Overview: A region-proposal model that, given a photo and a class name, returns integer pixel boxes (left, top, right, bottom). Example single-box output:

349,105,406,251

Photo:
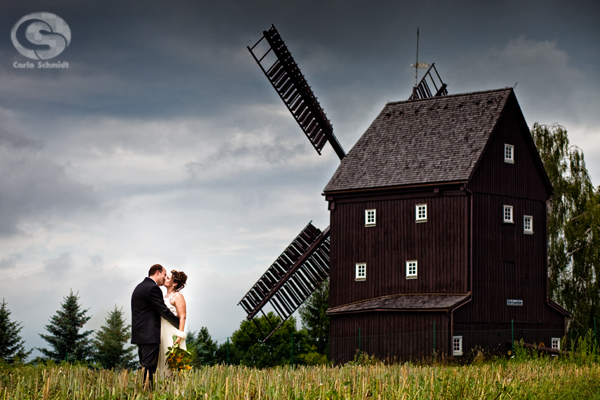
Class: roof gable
324,88,514,193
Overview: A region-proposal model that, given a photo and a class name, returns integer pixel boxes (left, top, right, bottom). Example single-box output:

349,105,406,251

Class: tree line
0,281,329,368
1,123,598,366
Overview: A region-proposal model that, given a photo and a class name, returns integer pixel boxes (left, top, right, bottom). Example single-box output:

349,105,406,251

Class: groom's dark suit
131,277,179,384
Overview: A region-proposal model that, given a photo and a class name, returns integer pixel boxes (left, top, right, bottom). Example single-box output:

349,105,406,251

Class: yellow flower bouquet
165,335,193,371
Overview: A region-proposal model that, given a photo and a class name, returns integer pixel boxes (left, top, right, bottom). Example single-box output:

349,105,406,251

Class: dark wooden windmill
238,25,449,340
240,26,567,362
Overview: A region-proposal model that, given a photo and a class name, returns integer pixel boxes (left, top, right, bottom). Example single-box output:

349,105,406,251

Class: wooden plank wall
329,312,451,363
459,98,563,326
329,194,469,307
456,193,564,325
468,94,551,201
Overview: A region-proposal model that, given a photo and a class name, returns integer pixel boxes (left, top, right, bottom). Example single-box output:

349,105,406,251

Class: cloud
0,109,100,236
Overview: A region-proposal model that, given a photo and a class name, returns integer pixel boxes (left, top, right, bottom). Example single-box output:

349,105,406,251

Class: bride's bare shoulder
174,291,186,301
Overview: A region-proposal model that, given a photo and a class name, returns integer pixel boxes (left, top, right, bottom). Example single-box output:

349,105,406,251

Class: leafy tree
187,326,218,367
299,279,330,357
221,312,310,368
92,306,136,369
532,123,600,339
0,299,32,363
38,290,94,362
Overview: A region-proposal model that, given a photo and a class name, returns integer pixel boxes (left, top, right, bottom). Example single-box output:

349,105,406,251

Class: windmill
238,24,448,341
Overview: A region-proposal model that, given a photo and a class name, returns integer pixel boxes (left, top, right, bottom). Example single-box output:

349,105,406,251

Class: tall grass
2,356,599,399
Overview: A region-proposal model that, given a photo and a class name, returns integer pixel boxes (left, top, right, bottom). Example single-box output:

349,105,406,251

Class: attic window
406,260,417,279
416,204,427,222
365,209,376,227
503,205,514,223
355,263,366,281
551,338,561,350
504,144,514,164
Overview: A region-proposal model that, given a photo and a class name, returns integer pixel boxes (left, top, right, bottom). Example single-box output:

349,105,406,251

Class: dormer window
503,205,513,223
416,204,427,222
365,209,376,227
504,144,514,164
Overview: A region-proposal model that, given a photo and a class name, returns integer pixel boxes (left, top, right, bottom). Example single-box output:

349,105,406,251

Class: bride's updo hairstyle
171,270,187,291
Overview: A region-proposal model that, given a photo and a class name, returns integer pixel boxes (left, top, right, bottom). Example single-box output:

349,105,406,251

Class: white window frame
503,205,513,223
453,336,463,356
415,204,427,223
504,144,514,164
551,337,560,351
406,260,417,279
365,209,376,227
355,263,366,281
523,215,533,234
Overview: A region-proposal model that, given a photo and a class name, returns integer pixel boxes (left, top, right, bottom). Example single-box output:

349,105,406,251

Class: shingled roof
324,88,514,193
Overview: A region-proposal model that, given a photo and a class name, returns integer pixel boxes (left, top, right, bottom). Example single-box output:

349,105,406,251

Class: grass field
2,356,600,400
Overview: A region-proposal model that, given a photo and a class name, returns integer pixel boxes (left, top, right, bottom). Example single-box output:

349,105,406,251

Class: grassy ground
2,357,600,400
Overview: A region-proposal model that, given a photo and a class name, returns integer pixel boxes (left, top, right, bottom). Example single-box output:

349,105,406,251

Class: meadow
2,356,600,400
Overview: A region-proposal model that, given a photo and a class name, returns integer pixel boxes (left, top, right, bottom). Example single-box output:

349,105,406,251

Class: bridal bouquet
165,335,193,371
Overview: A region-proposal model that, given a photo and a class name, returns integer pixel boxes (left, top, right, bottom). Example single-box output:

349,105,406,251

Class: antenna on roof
410,29,429,96
408,29,448,100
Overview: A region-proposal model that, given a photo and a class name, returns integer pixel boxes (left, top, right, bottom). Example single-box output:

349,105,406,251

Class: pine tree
532,123,600,339
92,306,136,369
0,299,32,363
187,327,218,367
185,326,218,368
38,290,94,362
299,279,330,356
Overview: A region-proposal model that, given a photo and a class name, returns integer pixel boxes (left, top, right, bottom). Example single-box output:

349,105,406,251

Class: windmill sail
248,24,345,160
238,222,330,341
409,63,448,100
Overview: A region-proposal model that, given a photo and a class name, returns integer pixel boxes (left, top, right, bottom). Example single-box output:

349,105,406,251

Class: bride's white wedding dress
157,294,186,377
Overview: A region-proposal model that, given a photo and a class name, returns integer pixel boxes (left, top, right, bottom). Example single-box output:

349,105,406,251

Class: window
551,338,561,351
524,215,533,234
503,205,513,223
365,209,376,227
416,204,427,222
355,263,366,281
406,260,417,278
504,144,514,164
453,336,463,356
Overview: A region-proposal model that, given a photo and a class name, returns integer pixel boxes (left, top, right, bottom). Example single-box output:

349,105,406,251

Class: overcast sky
1,0,599,358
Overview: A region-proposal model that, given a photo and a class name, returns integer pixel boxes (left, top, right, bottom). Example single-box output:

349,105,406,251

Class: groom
131,264,179,387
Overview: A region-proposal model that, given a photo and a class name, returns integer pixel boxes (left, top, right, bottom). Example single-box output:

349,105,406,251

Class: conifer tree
187,326,218,366
299,279,330,356
92,306,136,369
38,290,94,362
0,299,31,362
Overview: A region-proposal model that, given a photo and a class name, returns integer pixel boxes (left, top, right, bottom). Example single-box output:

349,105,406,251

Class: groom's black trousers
137,344,160,387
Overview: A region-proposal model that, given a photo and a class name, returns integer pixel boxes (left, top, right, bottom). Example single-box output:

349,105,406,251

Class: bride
157,269,188,377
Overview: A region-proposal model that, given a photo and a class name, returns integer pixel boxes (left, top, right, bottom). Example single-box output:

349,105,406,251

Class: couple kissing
131,264,188,386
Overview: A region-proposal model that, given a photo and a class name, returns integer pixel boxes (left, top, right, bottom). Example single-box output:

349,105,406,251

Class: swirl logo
11,12,71,60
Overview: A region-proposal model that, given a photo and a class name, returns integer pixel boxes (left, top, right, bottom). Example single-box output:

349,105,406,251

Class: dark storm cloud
1,0,598,123
0,110,100,235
